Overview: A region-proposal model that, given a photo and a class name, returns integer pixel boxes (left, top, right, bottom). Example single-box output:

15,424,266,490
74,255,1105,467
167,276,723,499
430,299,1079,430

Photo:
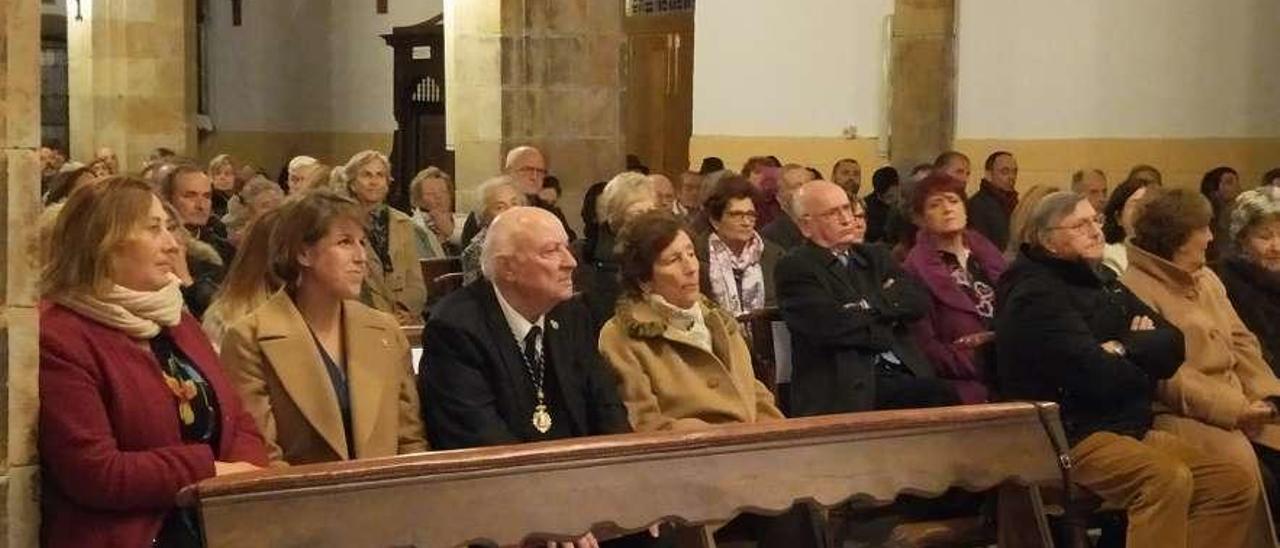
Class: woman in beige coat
1123,189,1280,542
221,191,427,466
342,150,427,324
599,210,783,431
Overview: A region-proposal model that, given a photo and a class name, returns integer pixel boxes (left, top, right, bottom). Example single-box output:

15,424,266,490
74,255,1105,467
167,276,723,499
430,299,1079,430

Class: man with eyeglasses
460,145,578,249
776,181,959,417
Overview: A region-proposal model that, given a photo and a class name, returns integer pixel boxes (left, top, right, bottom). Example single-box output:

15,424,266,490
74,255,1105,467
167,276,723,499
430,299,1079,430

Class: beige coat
598,295,784,432
220,290,428,465
1124,243,1280,546
1122,243,1280,450
365,208,427,323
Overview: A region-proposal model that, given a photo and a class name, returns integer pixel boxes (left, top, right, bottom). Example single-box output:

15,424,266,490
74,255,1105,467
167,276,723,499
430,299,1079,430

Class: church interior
3,0,1280,546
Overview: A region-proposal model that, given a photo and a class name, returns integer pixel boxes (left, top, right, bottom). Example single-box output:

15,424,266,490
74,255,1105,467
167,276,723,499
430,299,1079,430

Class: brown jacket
1122,243,1280,449
365,208,427,323
220,290,428,465
598,295,784,432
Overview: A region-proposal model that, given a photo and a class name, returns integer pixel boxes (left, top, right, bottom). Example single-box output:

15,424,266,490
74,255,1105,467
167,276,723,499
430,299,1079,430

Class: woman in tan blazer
1123,189,1280,541
342,150,427,325
222,191,427,465
599,210,783,432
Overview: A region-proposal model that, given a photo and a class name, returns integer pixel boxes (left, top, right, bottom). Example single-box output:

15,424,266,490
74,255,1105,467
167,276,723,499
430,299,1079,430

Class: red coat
39,302,268,548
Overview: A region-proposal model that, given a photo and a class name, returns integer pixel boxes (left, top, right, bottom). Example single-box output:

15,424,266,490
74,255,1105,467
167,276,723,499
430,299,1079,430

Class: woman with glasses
695,175,783,316
1123,189,1280,539
902,173,1007,404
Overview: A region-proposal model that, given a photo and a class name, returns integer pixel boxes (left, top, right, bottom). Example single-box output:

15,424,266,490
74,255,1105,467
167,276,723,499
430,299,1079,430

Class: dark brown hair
617,210,691,298
1131,189,1213,261
703,175,758,221
269,190,366,289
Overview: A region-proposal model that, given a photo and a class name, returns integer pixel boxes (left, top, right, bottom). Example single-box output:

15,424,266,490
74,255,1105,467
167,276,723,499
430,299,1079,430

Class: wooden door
623,12,694,178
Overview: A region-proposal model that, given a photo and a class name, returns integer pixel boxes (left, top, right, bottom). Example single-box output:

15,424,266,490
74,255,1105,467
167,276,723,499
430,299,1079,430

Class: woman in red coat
39,176,268,547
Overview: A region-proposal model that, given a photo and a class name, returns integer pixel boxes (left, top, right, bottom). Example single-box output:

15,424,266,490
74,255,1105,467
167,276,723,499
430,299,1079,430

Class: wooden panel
624,11,694,177
185,403,1065,548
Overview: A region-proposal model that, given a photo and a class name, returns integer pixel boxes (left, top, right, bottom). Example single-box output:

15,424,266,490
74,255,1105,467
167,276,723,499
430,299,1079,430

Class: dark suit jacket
966,183,1012,250
419,281,631,449
760,214,806,250
775,242,934,416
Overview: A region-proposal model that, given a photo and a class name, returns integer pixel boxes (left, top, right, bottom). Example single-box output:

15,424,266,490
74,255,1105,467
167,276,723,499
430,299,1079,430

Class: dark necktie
523,326,543,371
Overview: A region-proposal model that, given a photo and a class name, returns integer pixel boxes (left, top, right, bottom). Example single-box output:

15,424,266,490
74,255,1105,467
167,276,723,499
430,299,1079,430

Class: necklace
522,327,552,434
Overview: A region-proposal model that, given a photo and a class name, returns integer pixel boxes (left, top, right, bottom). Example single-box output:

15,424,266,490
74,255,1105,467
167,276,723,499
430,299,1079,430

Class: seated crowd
33,140,1280,547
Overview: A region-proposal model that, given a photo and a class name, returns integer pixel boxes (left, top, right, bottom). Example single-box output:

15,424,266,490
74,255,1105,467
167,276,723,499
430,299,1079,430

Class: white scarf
706,232,766,316
646,293,713,354
56,275,185,339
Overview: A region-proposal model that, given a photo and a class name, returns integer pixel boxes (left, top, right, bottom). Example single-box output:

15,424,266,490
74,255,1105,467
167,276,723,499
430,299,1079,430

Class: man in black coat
420,207,629,449
760,164,814,250
776,181,958,417
966,151,1019,250
460,145,576,248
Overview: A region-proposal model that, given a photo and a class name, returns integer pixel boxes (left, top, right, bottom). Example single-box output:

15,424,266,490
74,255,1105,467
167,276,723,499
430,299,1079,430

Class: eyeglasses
516,166,547,176
811,203,866,222
723,210,758,222
1050,215,1104,234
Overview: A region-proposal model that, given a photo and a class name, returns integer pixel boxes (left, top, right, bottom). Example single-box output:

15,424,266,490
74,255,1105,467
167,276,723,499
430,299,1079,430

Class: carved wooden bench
180,402,1067,547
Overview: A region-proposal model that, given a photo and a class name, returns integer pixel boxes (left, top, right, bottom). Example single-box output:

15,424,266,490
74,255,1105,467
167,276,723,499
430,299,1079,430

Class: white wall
956,0,1280,139
205,0,442,134
692,0,895,138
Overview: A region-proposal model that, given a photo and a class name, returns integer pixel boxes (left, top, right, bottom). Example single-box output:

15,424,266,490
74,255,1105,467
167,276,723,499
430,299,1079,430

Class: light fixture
74,0,84,21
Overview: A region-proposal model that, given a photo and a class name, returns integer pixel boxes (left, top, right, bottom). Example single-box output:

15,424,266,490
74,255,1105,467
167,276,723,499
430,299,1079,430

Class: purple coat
902,229,1008,403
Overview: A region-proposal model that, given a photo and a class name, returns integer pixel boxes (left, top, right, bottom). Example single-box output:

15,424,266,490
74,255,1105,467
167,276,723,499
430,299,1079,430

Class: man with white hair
760,164,815,250
95,147,120,176
460,145,576,247
420,206,629,452
777,181,957,416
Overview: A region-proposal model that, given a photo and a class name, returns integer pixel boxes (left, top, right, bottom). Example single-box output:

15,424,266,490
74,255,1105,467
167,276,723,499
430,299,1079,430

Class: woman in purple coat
902,173,1008,403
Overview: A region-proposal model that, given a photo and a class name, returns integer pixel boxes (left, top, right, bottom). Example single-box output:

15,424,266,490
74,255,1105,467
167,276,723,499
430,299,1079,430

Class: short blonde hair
269,190,366,290
208,154,235,174
42,176,157,297
598,171,656,231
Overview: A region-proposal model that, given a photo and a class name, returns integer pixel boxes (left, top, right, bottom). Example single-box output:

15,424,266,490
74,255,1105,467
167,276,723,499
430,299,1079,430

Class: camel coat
599,295,784,432
1123,243,1280,546
365,208,427,322
221,290,428,465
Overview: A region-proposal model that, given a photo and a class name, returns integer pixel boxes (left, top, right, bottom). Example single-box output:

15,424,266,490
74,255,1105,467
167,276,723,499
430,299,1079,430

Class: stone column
67,0,197,171
0,0,43,544
889,0,957,170
449,0,625,225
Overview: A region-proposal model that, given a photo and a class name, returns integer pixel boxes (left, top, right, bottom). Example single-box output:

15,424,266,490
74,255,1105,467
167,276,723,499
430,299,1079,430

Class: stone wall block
2,465,41,547
893,0,955,37
500,36,525,86
3,149,40,309
2,0,40,148
1,306,38,469
544,37,583,86
544,0,589,35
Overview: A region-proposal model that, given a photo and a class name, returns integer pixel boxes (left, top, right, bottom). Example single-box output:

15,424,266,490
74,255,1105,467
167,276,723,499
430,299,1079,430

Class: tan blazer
598,295,784,432
220,290,428,465
1122,243,1280,450
365,208,427,323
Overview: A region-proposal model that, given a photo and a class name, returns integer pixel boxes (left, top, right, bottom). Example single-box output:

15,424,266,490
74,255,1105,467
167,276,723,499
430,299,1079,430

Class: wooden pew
181,402,1066,547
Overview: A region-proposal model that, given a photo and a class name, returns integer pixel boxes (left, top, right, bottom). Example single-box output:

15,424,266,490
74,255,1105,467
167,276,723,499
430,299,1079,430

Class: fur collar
614,294,739,339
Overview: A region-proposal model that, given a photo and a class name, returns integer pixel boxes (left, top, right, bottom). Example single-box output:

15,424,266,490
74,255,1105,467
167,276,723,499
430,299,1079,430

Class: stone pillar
889,0,957,171
0,0,43,544
449,0,625,225
67,0,197,171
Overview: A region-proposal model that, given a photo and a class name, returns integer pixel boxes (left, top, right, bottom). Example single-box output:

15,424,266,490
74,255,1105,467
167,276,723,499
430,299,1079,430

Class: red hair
910,172,967,215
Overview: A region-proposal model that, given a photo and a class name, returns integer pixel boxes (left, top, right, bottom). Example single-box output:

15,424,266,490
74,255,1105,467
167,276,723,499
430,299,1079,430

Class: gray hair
1229,186,1280,244
409,166,453,209
598,171,657,231
1024,191,1089,249
288,155,319,175
473,175,526,225
340,150,389,194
